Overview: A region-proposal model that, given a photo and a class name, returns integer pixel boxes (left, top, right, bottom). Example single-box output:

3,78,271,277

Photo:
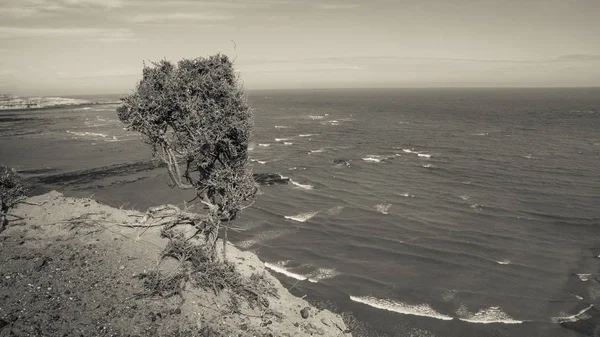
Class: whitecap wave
299,134,316,137
258,143,270,147
375,203,391,214
67,130,108,138
290,180,314,190
496,260,511,265
552,305,594,323
577,273,592,281
284,142,293,145
349,296,453,321
418,153,431,158
264,262,317,282
471,204,482,213
307,268,339,282
403,149,416,153
309,115,325,120
459,195,470,201
422,164,432,168
275,138,290,142
274,125,289,129
363,155,386,163
457,305,523,324
284,211,319,222
400,192,413,198
309,148,325,154
250,159,267,164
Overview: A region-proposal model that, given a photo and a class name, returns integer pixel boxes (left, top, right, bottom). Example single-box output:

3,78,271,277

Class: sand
0,191,351,336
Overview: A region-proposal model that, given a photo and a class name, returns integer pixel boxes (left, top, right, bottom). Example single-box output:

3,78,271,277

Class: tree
117,54,258,258
0,165,26,232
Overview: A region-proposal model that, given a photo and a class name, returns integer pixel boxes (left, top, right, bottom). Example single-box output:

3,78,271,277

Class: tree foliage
0,165,26,230
117,54,257,255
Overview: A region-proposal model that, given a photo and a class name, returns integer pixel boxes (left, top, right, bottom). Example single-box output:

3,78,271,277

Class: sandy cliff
0,191,351,336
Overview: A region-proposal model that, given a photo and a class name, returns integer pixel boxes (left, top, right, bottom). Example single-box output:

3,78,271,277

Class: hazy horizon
1,0,599,96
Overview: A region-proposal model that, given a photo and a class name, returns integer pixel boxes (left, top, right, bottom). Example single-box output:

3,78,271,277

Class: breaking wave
290,179,314,190
284,211,319,222
457,305,523,324
349,296,453,321
375,203,391,214
553,305,594,323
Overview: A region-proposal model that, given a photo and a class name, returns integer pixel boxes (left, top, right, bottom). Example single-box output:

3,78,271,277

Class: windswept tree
117,54,257,257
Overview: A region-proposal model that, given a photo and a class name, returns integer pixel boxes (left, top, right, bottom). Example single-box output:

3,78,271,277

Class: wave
422,164,432,168
496,260,511,265
284,142,293,145
403,149,417,153
553,305,594,323
307,268,339,282
309,148,325,154
457,305,523,324
299,134,316,137
274,125,289,129
67,130,108,138
290,179,314,190
471,204,482,213
309,115,325,120
399,192,414,198
264,262,318,283
250,159,267,164
459,195,470,201
275,138,290,142
349,296,453,321
375,203,391,214
577,273,592,281
285,211,319,222
258,143,271,147
363,155,388,163
418,153,431,158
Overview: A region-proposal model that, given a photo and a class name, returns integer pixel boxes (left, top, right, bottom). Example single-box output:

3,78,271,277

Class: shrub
0,165,26,230
117,54,257,256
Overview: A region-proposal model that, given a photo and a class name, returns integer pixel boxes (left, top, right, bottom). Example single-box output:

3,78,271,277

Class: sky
0,0,599,95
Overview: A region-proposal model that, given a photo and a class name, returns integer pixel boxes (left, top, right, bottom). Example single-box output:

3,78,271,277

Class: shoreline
0,191,351,336
0,95,118,112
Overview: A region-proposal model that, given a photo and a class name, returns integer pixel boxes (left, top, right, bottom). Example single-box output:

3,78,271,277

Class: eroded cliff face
0,95,91,110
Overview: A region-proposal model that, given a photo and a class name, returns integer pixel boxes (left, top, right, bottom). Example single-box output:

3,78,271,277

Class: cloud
129,12,234,24
555,54,600,62
0,0,124,19
315,3,359,10
0,26,136,42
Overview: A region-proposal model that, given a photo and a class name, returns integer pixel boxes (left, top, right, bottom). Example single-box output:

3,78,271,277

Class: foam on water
349,296,453,321
284,211,319,222
457,305,523,324
67,131,108,138
290,179,314,190
375,203,392,214
577,273,592,281
264,262,318,283
307,268,340,282
363,155,386,163
552,305,594,323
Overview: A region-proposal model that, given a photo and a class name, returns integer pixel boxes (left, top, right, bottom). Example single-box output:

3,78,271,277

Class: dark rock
332,159,350,167
300,307,310,319
253,173,289,186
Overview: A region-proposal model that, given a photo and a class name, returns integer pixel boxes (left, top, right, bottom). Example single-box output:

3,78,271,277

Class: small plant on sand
117,54,257,258
0,165,26,231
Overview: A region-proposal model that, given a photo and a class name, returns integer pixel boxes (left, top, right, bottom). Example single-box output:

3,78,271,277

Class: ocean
1,88,599,336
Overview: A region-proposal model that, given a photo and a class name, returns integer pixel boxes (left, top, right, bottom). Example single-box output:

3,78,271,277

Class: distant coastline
0,94,117,111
